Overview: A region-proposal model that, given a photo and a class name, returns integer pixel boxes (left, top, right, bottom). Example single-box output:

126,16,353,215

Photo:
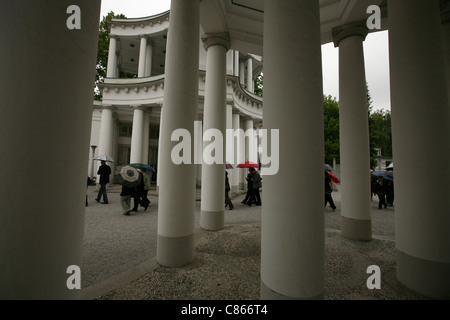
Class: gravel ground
82,184,428,300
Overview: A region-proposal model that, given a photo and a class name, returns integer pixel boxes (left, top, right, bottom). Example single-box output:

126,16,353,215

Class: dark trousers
248,188,261,205
96,184,108,203
225,191,234,209
325,193,336,210
242,189,252,203
378,194,387,209
133,188,150,210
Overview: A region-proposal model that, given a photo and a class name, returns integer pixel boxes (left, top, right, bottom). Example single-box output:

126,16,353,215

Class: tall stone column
142,111,150,164
441,9,450,103
226,104,233,188
0,0,101,299
107,36,118,78
333,26,372,241
239,61,245,86
130,106,145,163
200,33,230,231
138,36,148,78
246,58,253,92
234,51,240,76
245,119,255,162
389,0,450,299
156,0,199,267
239,119,246,189
261,0,324,300
231,113,241,193
145,41,153,77
97,105,115,180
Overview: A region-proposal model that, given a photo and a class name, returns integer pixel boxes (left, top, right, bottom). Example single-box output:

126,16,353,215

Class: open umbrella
371,170,393,180
237,161,259,168
117,165,140,187
129,163,156,173
226,162,233,169
324,164,333,171
93,155,114,163
326,170,340,183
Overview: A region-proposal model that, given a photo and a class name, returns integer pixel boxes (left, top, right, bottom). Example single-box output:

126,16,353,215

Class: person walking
95,160,111,204
132,168,151,212
120,184,136,216
225,171,234,210
325,171,336,211
241,168,253,205
375,176,388,209
247,167,262,206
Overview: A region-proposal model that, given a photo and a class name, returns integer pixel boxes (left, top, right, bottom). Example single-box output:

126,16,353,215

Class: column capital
132,104,146,111
101,104,115,111
332,24,368,48
202,32,231,51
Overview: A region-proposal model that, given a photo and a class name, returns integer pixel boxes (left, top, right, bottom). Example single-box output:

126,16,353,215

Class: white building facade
89,11,263,194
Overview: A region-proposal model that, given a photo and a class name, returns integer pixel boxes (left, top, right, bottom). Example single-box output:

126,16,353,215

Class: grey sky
100,0,391,112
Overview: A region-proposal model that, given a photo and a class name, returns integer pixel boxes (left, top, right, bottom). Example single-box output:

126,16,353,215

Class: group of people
225,167,262,210
371,175,394,209
120,167,152,216
90,160,152,216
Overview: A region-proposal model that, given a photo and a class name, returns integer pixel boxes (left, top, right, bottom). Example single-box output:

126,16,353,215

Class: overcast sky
100,0,391,112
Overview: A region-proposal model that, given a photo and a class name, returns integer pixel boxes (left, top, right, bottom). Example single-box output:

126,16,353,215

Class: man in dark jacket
96,160,111,204
247,167,262,206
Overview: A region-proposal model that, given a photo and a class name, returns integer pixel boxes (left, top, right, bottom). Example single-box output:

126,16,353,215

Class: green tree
254,72,263,97
95,12,128,100
323,95,340,165
367,82,392,169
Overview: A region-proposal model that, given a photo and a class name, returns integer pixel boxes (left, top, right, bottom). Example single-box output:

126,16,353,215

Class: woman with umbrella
325,171,336,211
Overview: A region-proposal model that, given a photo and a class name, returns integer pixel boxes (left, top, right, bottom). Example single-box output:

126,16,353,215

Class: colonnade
1,0,449,300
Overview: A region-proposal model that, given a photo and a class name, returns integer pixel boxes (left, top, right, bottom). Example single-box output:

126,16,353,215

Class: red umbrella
326,170,340,183
225,162,233,169
237,161,259,168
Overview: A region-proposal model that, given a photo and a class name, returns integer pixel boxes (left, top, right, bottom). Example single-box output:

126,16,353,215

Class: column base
156,233,195,267
200,210,224,231
397,249,450,299
260,280,324,300
341,216,372,241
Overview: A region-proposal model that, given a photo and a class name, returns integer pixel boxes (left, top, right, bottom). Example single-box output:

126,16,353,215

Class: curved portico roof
199,0,388,56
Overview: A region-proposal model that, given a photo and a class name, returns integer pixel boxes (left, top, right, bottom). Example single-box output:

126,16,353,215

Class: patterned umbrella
118,165,140,187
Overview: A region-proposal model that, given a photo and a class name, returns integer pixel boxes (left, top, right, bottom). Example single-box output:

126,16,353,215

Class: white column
107,36,118,78
441,12,450,103
226,104,233,189
239,119,246,189
246,58,253,92
333,26,372,241
97,105,114,180
200,34,230,231
234,51,240,76
244,119,255,162
389,0,450,299
231,113,241,193
145,41,153,77
156,0,199,267
0,0,101,299
130,106,144,163
261,0,324,300
142,111,150,164
196,118,203,187
138,36,147,78
239,61,245,86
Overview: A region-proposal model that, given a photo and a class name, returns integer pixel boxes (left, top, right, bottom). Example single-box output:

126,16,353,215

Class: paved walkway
80,184,428,300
